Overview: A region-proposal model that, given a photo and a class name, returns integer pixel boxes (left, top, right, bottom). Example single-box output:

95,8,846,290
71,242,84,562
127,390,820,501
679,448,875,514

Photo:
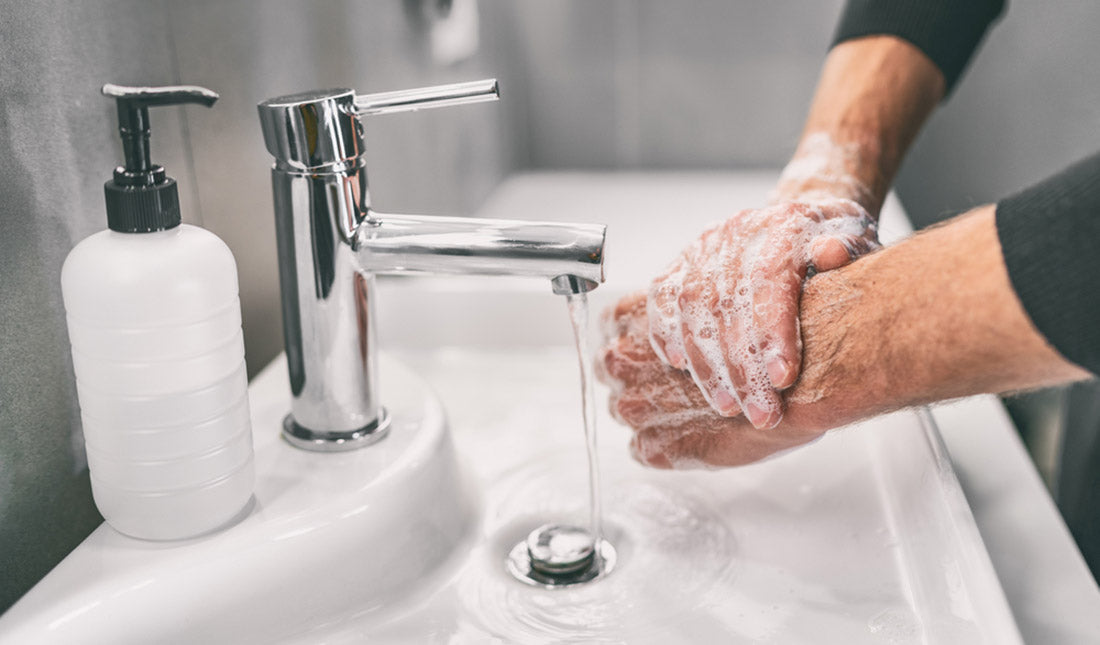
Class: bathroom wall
894,0,1100,227
506,0,846,170
505,0,1100,226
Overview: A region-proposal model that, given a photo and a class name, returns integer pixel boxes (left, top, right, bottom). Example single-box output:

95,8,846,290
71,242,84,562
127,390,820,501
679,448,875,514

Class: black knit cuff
997,151,1100,376
832,0,1005,96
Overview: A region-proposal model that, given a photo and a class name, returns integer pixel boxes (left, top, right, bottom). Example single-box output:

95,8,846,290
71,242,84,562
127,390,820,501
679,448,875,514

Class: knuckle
608,394,627,424
602,350,628,382
616,397,653,427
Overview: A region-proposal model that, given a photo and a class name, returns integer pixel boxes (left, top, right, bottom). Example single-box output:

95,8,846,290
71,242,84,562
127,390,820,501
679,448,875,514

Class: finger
614,394,663,429
809,236,854,271
808,204,879,271
608,391,628,426
599,311,666,383
704,235,783,428
611,290,648,324
677,277,743,417
837,226,881,258
594,345,615,387
750,232,807,390
601,291,646,344
647,260,688,368
648,225,724,369
809,226,882,271
630,435,672,469
636,416,812,469
632,425,721,470
599,345,650,391
719,308,785,430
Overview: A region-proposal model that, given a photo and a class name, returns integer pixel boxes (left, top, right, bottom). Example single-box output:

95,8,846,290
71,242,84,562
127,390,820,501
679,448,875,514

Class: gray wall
0,0,194,613
507,0,1100,219
3,0,1099,614
896,0,1100,226
508,0,845,169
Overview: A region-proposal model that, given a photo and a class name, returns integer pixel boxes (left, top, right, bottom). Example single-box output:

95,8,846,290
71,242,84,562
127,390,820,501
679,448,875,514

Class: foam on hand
772,132,876,207
646,139,880,430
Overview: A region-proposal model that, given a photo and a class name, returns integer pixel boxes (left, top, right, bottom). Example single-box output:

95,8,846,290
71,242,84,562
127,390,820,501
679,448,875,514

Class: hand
598,292,828,468
646,197,877,429
636,34,947,430
603,207,1092,469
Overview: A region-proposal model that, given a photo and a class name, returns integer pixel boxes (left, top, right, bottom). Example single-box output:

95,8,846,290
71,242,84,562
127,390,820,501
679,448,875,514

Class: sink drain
506,524,616,588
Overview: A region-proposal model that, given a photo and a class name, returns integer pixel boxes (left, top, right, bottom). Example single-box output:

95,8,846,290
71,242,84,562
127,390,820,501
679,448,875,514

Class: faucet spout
550,275,599,295
355,213,605,291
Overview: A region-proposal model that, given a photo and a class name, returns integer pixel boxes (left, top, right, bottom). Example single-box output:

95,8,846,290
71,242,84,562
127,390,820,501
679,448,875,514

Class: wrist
783,256,893,430
772,132,886,214
785,205,1089,433
777,36,946,217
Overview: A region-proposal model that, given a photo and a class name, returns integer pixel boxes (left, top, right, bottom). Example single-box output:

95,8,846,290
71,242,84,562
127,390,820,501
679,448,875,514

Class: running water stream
565,291,603,551
505,290,615,587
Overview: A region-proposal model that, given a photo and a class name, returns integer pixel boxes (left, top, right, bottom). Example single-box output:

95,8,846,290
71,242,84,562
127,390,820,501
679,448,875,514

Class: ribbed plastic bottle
60,84,254,540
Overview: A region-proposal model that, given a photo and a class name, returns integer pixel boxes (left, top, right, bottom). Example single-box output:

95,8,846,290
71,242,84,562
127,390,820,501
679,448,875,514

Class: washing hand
647,195,877,429
604,206,1093,469
599,292,831,468
647,133,883,429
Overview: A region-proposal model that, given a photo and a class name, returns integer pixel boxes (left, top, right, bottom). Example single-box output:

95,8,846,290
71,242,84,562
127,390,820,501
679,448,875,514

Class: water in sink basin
463,453,741,642
312,347,1015,645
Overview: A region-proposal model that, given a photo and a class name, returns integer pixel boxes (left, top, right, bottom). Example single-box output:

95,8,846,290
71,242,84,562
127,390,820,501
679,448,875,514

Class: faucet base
281,410,391,452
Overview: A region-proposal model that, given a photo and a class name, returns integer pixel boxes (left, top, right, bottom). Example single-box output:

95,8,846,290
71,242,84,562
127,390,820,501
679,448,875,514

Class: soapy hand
647,197,877,429
598,292,831,468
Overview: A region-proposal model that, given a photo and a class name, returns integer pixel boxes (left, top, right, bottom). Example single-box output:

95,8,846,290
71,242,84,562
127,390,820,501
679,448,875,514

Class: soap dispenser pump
100,83,217,232
61,84,255,540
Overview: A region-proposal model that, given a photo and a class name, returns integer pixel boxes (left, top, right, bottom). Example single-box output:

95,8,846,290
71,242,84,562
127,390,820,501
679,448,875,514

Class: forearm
787,205,1092,430
773,36,944,215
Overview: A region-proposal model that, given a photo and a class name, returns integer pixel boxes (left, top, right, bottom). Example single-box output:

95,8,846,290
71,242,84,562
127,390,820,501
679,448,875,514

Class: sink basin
0,172,1022,643
355,347,1023,644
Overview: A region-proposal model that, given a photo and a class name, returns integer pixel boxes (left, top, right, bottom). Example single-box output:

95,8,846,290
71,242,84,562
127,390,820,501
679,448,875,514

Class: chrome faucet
257,80,606,451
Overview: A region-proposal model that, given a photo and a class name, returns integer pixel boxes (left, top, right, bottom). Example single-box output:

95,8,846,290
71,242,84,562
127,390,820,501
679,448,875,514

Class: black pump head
101,84,218,232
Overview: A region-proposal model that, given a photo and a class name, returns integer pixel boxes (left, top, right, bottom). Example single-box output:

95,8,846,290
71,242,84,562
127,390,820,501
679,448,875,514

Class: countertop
933,396,1100,643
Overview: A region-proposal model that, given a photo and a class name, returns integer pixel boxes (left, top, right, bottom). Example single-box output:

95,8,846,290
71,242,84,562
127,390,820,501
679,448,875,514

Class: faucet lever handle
355,79,499,116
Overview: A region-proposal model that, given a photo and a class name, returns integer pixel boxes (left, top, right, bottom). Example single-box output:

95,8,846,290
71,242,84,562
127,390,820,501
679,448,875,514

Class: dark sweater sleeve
997,152,1100,376
832,0,1006,95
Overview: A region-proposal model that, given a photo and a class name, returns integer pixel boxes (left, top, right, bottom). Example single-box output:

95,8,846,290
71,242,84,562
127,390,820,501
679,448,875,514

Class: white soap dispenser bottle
61,84,254,540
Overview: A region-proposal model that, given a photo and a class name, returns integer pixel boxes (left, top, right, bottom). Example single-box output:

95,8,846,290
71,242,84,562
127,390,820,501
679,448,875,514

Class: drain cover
507,523,616,588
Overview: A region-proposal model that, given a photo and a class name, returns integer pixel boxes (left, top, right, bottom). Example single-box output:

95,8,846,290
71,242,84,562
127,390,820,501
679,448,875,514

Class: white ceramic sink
0,172,1023,643
0,354,476,643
